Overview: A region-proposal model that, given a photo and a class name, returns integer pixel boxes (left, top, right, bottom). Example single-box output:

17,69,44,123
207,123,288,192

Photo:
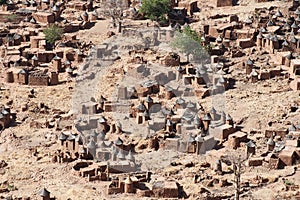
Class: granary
0,105,12,130
268,154,280,169
250,69,259,83
31,54,39,66
246,140,256,158
267,134,276,152
245,58,254,75
52,55,62,72
38,187,50,200
12,68,28,84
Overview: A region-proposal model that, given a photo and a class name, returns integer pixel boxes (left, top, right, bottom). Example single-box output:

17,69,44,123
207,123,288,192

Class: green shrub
43,24,63,45
139,0,171,22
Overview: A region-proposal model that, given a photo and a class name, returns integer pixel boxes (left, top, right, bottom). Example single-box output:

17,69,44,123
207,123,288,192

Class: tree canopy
171,26,211,63
139,0,171,22
43,24,63,45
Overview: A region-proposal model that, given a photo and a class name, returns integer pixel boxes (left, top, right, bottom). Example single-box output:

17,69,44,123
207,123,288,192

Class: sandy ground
77,19,110,44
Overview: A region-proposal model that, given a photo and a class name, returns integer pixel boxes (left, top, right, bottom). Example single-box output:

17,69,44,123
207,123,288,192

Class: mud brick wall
215,0,232,7
28,75,49,86
269,158,279,169
259,71,271,80
290,78,300,91
265,129,287,138
107,187,122,195
237,39,255,49
248,158,263,166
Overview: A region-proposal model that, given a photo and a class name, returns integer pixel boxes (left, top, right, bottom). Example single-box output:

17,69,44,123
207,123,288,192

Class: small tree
102,0,127,33
139,0,171,22
43,24,63,46
171,26,210,63
221,150,247,200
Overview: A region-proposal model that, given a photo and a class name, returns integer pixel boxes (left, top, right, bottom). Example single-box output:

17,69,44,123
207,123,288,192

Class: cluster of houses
55,21,238,198
0,0,98,87
3,0,299,199
178,0,300,170
193,0,300,90
54,113,182,197
222,126,300,169
61,4,300,197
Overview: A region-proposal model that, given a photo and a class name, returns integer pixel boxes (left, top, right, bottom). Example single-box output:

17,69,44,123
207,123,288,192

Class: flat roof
291,59,300,65
34,12,54,16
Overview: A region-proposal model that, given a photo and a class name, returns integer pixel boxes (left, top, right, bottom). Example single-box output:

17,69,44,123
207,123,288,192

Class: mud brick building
152,181,179,198
107,175,179,199
12,69,28,85
290,77,300,91
28,72,49,86
7,68,59,86
290,59,300,76
38,187,51,200
56,131,84,162
278,148,297,167
66,1,93,11
32,12,55,24
177,0,198,16
214,0,233,7
50,71,59,85
30,36,46,49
